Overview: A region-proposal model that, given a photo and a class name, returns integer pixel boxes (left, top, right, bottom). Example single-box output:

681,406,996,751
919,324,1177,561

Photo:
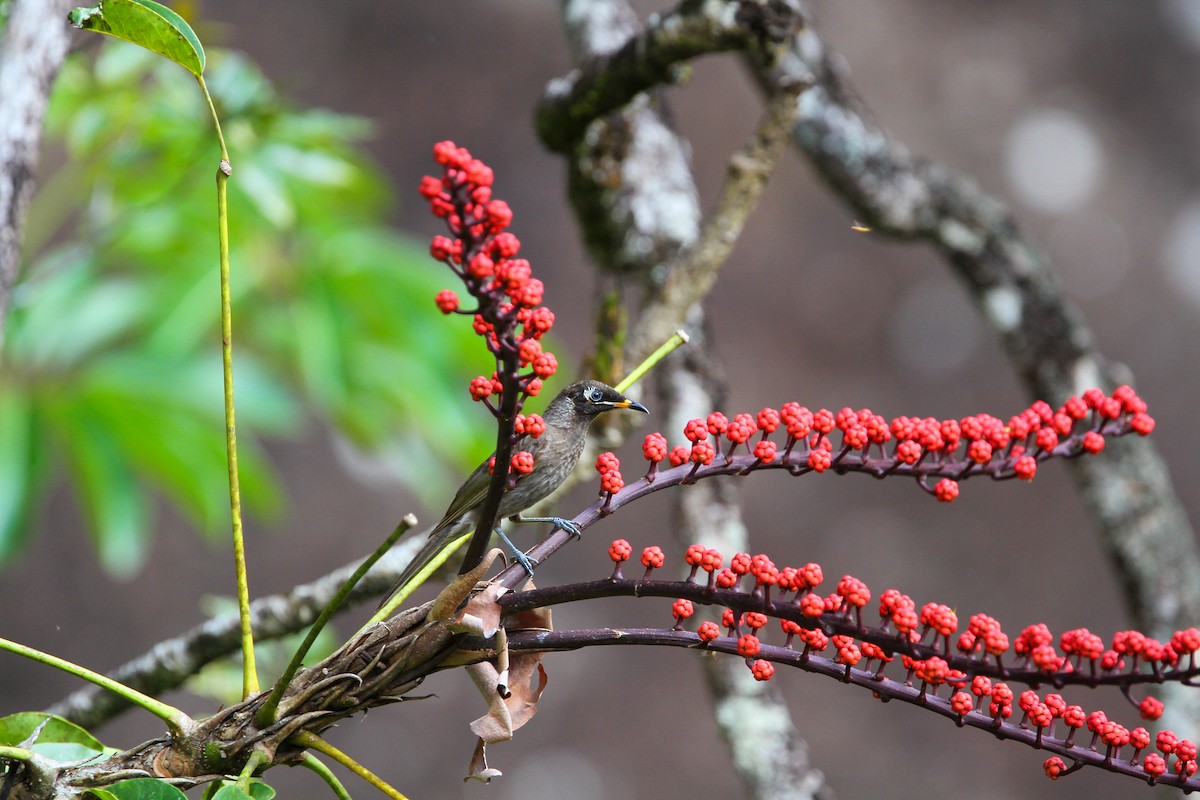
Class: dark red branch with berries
419,141,559,575
418,144,1182,789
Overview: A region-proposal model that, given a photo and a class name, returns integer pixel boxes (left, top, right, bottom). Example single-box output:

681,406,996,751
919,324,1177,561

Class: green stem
197,74,257,698
616,329,689,394
0,637,191,737
297,754,353,800
364,530,472,629
236,749,269,795
0,746,33,762
293,732,410,800
256,515,419,727
197,75,229,161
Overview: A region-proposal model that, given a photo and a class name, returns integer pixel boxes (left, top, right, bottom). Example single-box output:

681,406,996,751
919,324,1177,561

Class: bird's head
553,379,649,422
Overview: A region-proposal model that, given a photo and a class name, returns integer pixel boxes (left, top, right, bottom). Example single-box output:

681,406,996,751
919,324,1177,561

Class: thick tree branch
0,0,73,341
625,83,802,366
553,2,824,796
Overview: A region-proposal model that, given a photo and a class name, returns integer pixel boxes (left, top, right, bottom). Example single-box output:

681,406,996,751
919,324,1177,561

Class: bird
380,379,648,605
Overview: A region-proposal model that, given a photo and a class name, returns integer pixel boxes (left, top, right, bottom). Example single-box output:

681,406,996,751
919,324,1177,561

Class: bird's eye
585,387,603,403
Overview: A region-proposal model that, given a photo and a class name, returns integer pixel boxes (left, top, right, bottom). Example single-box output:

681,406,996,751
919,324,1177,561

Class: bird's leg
510,513,583,540
494,527,538,576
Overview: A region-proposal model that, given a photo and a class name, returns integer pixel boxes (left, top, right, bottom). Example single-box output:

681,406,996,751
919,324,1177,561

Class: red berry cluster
633,387,1153,501
599,541,1200,787
595,452,624,511
419,141,557,415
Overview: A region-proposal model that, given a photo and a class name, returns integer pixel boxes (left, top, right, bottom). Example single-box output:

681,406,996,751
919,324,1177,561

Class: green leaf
69,0,205,77
55,405,150,578
0,712,109,765
87,778,189,800
212,781,274,800
0,390,41,563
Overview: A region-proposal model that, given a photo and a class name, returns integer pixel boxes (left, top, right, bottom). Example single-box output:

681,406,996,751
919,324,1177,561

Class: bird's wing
428,434,538,537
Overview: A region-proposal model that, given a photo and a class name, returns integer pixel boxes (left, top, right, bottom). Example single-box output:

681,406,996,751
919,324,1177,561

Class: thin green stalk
365,530,472,629
617,329,689,393
297,753,352,800
256,514,419,727
236,749,269,795
293,732,410,800
0,636,191,737
0,746,33,762
197,74,257,698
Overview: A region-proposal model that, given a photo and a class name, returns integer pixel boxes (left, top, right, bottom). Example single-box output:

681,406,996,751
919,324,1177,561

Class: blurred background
4,1,1200,797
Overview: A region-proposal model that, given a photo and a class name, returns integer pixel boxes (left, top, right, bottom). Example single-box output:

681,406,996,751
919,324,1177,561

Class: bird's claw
495,527,539,576
510,549,538,577
550,517,583,539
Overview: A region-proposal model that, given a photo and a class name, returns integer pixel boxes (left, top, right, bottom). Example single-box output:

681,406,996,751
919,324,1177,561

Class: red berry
532,352,558,379
690,440,716,465
518,337,543,366
1013,455,1037,481
435,290,459,314
933,478,959,502
491,232,521,258
511,451,535,475
641,546,665,569
697,621,720,642
668,446,690,467
737,634,761,657
643,433,668,462
595,452,620,474
754,440,778,464
684,418,709,443
750,659,775,681
608,539,632,562
757,407,781,433
469,376,493,401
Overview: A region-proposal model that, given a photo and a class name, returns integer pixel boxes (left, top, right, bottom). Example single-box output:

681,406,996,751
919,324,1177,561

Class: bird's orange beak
613,399,649,414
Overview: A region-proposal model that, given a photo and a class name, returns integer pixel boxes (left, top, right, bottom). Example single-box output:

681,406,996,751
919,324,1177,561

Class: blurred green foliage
1,42,493,576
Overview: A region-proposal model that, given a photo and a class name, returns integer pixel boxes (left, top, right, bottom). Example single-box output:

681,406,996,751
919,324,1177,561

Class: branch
0,0,74,339
45,538,430,729
624,81,803,367
537,0,803,153
737,0,1200,738
659,327,832,799
553,3,823,795
503,577,1200,692
507,626,1198,791
742,1,1200,639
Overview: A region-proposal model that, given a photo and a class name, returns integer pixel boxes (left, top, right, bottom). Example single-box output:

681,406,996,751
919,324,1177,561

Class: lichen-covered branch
552,2,823,795
0,0,73,339
538,0,803,153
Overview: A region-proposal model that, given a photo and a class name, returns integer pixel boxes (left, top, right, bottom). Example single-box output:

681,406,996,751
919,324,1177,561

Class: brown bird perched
381,380,648,604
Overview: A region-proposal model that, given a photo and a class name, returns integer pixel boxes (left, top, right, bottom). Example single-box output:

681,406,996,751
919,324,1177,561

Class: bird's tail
376,519,472,610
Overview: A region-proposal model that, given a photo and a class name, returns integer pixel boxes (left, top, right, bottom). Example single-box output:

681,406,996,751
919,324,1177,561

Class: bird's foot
548,517,583,539
495,527,539,576
514,514,583,540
